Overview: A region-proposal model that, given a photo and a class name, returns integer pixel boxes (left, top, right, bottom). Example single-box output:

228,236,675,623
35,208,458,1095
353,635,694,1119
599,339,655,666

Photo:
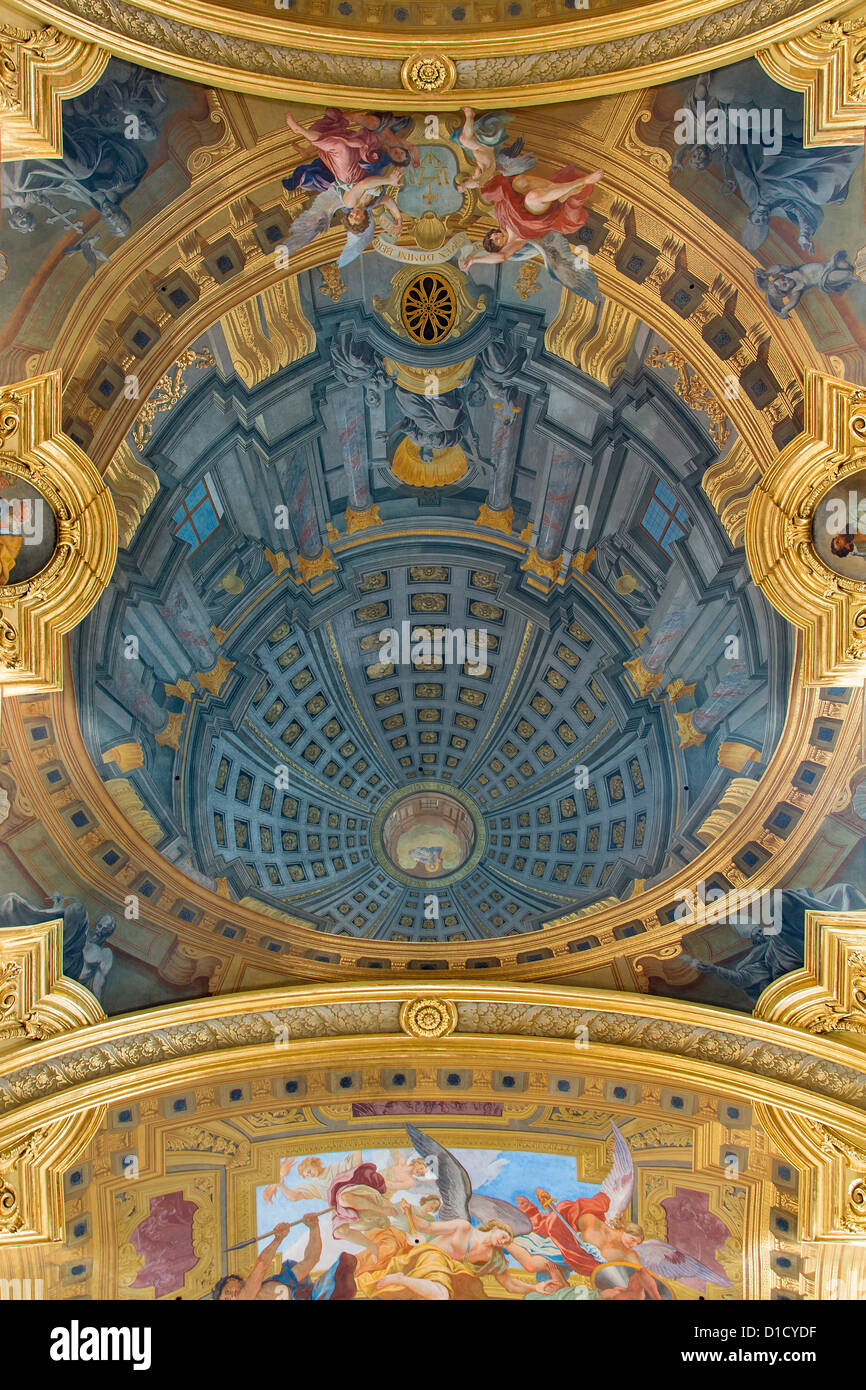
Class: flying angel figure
454,106,536,191
279,170,403,270
517,1123,732,1295
404,1124,533,1235
456,145,603,305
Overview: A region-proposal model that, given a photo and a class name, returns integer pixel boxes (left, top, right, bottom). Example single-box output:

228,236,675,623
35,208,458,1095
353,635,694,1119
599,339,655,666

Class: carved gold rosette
401,53,456,95
399,996,459,1037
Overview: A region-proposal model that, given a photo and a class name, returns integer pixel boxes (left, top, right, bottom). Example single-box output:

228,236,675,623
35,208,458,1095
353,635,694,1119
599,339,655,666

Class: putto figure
456,109,602,301
753,252,857,318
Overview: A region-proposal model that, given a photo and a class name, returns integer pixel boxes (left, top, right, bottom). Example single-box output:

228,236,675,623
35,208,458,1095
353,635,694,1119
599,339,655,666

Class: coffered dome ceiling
71,260,792,951
2,12,866,1311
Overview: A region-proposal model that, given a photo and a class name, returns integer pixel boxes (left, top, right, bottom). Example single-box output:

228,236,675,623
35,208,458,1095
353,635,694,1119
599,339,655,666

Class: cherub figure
278,169,402,269
454,106,535,191
456,140,603,301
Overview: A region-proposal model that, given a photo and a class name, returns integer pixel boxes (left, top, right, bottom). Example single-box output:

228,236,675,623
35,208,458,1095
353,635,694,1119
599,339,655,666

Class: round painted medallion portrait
813,471,866,580
0,471,57,586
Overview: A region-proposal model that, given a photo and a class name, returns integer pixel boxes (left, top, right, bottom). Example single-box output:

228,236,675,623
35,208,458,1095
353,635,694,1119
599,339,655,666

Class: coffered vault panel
0,56,864,1010
70,257,790,947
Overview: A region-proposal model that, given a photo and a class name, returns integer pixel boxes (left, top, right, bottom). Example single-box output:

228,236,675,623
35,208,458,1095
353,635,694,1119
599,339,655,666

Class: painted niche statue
2,60,167,242
468,329,527,415
0,891,116,1000
330,328,389,409
671,61,862,253
682,881,866,1001
378,382,487,470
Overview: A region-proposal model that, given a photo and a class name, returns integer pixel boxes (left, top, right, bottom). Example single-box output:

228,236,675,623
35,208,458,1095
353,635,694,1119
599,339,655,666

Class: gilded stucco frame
0,944,864,1267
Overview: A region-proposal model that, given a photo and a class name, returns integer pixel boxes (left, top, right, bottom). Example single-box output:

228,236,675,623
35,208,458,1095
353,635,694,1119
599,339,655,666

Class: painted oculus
382,789,476,879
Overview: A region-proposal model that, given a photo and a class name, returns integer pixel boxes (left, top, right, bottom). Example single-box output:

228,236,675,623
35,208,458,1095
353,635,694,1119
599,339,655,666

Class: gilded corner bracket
754,909,866,1240
0,20,108,161
0,373,118,694
745,371,866,685
760,5,866,145
0,920,105,1244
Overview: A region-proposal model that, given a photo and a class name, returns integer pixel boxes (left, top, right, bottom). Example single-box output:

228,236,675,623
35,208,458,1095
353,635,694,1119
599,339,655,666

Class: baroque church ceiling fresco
1,0,866,1322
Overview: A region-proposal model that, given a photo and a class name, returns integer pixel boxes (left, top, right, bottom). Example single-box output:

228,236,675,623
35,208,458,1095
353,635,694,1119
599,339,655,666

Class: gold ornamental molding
760,7,866,145
3,0,860,107
31,105,820,480
0,19,108,160
0,919,105,1243
103,441,159,550
0,980,865,1246
545,291,638,390
218,280,316,390
756,907,866,1039
745,372,866,686
0,373,117,694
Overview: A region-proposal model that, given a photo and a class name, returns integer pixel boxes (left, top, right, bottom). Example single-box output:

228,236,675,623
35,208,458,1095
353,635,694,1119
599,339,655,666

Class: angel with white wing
278,168,403,270
517,1123,732,1297
455,123,602,303
354,1125,539,1298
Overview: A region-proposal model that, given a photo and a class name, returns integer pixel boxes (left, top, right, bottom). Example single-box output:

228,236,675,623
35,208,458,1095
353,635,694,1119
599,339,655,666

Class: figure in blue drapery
671,60,862,252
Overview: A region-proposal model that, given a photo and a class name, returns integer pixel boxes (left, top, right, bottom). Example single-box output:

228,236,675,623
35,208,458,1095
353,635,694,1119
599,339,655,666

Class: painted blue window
172,472,223,552
641,480,689,556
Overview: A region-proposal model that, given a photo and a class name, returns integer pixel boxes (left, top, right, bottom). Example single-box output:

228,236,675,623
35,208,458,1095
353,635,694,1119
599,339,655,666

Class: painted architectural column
484,405,521,521
536,448,578,562
287,449,337,583
677,663,758,749
623,599,701,696
332,385,381,533
521,445,579,582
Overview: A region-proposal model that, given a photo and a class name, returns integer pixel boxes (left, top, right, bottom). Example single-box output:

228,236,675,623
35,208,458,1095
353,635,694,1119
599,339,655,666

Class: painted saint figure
670,62,862,252
407,846,444,873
